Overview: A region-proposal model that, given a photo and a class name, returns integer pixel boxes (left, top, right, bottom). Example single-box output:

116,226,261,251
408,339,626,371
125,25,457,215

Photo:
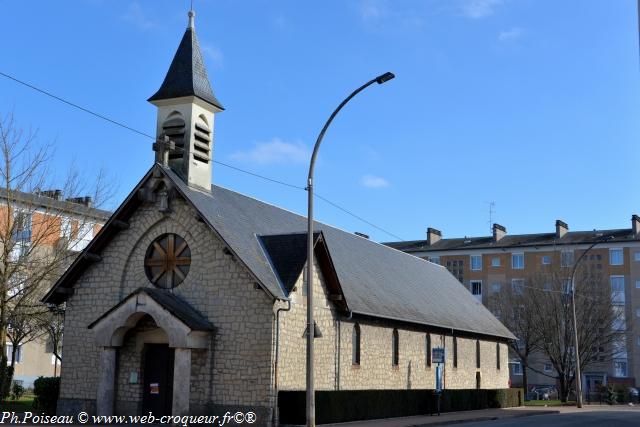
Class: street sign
432,347,445,364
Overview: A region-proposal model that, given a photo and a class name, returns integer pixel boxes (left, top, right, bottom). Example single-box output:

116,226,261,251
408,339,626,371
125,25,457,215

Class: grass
0,395,35,412
525,399,576,407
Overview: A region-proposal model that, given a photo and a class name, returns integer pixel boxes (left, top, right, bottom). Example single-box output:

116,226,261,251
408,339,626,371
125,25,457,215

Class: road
460,409,640,427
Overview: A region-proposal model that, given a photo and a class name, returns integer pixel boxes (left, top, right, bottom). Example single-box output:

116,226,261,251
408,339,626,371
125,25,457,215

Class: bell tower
148,9,224,191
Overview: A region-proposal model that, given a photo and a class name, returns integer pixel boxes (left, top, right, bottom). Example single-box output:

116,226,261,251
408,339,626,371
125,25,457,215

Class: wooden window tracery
144,233,191,289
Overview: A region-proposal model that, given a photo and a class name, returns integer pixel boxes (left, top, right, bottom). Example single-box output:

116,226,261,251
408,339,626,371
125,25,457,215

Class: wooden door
141,344,174,416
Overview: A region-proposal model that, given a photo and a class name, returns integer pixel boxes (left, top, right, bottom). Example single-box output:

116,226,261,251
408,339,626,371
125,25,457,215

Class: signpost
432,347,445,416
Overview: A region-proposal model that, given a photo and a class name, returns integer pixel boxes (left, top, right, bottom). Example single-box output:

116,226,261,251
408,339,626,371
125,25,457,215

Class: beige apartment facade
8,339,60,388
386,219,640,394
0,189,110,389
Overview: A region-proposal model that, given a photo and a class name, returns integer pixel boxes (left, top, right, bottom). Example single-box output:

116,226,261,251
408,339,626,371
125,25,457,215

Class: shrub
279,388,523,425
612,383,628,404
33,377,60,414
10,382,24,400
604,386,618,405
0,357,14,400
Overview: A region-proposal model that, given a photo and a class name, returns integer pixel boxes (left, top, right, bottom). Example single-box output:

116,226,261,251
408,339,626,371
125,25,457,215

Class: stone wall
58,195,276,417
277,267,510,391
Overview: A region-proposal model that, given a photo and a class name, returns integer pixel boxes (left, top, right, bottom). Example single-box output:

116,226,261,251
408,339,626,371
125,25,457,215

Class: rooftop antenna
486,201,496,234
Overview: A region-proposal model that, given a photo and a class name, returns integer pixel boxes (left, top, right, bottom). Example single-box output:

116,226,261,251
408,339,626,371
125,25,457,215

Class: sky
1,0,639,243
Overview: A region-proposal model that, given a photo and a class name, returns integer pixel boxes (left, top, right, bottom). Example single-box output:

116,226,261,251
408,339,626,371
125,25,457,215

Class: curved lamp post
570,235,613,408
306,72,395,427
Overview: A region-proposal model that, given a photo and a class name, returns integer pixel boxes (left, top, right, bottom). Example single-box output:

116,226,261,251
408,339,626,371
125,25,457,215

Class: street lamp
306,72,394,427
570,235,613,408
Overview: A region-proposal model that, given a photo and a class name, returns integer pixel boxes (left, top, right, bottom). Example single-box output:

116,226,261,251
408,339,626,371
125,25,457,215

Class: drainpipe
273,299,291,427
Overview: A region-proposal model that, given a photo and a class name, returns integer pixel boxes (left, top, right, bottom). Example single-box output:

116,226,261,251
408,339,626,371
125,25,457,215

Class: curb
284,409,562,427
408,410,560,427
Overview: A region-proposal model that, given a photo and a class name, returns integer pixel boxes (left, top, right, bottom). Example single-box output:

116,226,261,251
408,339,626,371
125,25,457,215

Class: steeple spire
148,10,223,110
148,8,223,191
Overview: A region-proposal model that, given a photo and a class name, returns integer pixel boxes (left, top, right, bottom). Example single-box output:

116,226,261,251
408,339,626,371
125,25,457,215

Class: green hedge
33,377,60,415
278,388,523,425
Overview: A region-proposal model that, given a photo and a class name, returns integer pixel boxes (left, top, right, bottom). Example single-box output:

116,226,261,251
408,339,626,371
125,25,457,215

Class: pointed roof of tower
148,10,224,110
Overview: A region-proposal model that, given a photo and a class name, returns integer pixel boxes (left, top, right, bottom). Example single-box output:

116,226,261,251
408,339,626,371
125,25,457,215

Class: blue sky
1,0,639,242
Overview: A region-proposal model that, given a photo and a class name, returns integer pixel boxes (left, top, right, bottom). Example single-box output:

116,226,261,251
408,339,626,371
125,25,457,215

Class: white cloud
461,0,503,19
272,14,287,29
360,174,390,188
123,2,155,30
229,139,309,165
359,0,388,22
357,0,424,29
498,27,524,41
200,43,223,67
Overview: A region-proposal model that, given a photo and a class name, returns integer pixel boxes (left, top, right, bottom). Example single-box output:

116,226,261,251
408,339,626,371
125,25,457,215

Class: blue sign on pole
432,347,445,364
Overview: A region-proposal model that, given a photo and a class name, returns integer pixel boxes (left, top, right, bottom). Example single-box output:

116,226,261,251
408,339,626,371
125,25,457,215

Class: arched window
392,329,399,366
161,111,185,163
453,336,458,368
476,339,481,368
426,334,432,367
352,323,361,366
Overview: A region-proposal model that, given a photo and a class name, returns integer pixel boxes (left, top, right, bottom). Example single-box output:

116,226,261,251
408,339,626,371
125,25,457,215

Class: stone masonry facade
277,260,510,391
58,195,276,420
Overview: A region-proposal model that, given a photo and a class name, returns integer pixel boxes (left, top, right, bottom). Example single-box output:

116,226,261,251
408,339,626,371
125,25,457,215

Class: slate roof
45,165,515,341
88,287,214,331
162,167,514,340
259,233,321,295
385,228,637,253
147,25,224,110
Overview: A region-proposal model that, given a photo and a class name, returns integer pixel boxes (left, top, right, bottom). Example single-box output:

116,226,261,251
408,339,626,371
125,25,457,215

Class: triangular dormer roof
148,13,223,110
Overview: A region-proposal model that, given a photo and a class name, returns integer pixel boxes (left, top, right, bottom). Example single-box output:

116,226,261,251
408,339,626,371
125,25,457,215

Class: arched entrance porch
88,288,214,416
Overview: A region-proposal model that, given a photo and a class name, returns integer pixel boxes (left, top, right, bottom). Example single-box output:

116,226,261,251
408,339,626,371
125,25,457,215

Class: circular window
144,233,191,289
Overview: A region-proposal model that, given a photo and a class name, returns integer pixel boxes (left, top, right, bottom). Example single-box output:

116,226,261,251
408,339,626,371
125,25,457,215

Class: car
629,387,639,397
530,385,558,400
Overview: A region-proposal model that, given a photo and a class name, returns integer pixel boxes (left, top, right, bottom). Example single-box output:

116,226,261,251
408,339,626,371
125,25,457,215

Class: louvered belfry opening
162,112,186,166
193,115,211,164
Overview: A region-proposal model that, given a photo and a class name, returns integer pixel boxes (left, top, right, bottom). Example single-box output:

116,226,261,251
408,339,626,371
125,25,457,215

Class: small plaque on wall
150,383,160,395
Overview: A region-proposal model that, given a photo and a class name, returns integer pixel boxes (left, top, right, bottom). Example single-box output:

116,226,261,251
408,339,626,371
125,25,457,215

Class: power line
1,70,406,241
314,193,404,241
0,72,155,140
213,160,304,191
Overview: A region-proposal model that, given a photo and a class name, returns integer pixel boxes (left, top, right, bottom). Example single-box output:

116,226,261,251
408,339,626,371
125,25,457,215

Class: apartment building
386,217,640,392
1,188,110,387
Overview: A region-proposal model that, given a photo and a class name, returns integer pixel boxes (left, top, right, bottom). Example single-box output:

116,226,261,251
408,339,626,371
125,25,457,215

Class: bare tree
489,282,542,395
0,111,113,393
6,304,47,367
41,308,64,376
527,265,625,402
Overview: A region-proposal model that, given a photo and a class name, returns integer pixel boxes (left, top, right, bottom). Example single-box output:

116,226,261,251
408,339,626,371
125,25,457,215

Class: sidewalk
296,407,561,427
309,404,640,427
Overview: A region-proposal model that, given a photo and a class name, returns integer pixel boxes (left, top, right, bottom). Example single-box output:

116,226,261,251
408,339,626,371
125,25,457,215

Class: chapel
44,10,515,427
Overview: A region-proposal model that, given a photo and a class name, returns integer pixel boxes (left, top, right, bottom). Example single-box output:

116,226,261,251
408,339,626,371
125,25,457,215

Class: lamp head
375,72,395,84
